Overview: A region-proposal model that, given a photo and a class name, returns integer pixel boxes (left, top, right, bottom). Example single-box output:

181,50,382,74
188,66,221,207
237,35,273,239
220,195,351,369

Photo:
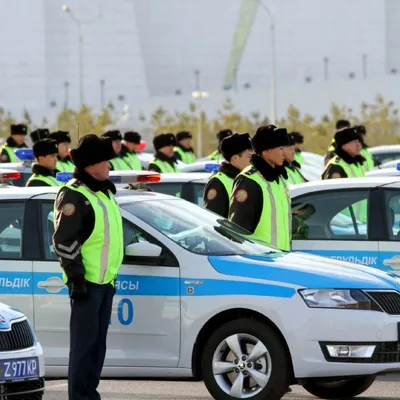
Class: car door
106,211,180,367
0,200,33,321
291,189,380,268
377,185,400,275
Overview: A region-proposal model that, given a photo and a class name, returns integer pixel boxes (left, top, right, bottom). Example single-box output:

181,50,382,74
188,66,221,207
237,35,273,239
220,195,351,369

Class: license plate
0,357,39,382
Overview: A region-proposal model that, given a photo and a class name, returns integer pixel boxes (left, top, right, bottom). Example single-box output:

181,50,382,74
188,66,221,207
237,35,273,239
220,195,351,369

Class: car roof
290,176,400,197
369,145,400,154
0,162,31,172
148,172,209,183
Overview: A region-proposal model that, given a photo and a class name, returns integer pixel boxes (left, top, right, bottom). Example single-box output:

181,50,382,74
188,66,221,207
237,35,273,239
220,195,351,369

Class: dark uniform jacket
53,170,117,283
174,144,195,161
322,148,365,179
203,162,240,218
229,154,288,233
147,151,177,173
0,136,27,162
26,164,57,187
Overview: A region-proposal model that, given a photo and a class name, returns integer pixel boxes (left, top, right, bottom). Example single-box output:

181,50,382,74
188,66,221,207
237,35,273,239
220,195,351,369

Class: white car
290,176,400,276
2,172,400,399
369,145,400,166
0,301,45,398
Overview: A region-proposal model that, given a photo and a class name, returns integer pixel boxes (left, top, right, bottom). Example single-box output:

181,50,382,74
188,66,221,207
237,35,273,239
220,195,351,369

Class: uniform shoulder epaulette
71,180,82,188
334,156,341,162
245,167,257,175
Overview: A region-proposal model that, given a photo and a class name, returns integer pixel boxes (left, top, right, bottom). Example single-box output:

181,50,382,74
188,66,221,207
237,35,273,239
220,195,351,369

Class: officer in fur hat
291,131,305,165
148,133,179,173
0,123,28,163
26,138,61,187
355,125,375,171
174,131,196,164
324,119,351,165
50,130,74,172
53,134,123,400
102,130,130,170
30,128,50,144
229,125,292,251
322,127,365,179
208,129,234,161
204,133,252,218
284,134,307,184
121,131,143,170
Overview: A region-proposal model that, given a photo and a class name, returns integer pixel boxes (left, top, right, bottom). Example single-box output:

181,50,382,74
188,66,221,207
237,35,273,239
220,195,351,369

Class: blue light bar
56,171,160,184
56,172,73,182
397,163,400,171
15,148,34,161
204,163,220,172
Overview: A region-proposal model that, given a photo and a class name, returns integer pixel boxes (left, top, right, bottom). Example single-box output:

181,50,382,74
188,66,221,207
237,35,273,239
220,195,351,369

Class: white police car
290,176,400,276
0,302,45,399
369,144,400,166
3,171,400,399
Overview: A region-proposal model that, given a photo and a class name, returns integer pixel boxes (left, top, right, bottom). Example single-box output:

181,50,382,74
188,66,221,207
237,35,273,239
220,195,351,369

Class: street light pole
192,90,209,158
62,5,102,108
259,1,276,124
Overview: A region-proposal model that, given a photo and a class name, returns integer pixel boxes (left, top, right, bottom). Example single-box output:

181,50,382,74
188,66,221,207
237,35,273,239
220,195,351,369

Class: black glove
68,276,87,300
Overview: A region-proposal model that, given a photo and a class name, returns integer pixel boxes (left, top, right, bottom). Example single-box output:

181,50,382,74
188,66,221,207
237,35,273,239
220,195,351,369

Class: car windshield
122,199,280,256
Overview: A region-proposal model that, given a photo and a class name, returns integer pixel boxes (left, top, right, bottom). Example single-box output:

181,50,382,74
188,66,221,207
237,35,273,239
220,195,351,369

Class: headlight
299,289,381,311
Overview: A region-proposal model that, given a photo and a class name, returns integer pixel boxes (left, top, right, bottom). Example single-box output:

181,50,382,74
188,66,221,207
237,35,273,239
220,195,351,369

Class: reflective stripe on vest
26,174,62,186
209,172,234,198
174,147,196,164
360,148,374,171
239,168,291,251
56,160,74,172
122,152,142,170
285,166,304,185
1,146,18,162
110,157,130,171
323,157,365,179
209,150,223,161
61,179,124,284
149,158,179,173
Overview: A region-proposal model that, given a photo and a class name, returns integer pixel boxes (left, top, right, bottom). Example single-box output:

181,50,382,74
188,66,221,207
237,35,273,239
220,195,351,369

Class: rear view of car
0,302,45,399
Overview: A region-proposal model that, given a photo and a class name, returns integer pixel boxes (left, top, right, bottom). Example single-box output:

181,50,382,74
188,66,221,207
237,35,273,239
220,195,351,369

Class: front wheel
201,318,291,400
303,375,376,399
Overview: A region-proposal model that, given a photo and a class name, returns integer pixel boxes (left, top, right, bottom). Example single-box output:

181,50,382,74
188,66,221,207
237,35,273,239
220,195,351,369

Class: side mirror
125,242,162,257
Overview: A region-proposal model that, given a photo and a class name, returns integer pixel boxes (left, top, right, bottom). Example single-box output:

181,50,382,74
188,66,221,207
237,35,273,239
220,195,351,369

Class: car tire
201,318,291,400
303,375,376,399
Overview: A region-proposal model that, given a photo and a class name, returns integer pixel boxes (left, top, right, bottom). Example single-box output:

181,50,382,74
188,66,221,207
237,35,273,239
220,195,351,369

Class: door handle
37,277,66,293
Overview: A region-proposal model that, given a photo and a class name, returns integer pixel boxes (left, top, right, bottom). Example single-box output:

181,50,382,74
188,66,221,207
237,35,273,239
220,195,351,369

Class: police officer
174,131,196,164
324,119,350,165
30,128,50,144
229,125,291,251
355,125,375,171
0,124,28,163
148,133,179,173
53,134,123,400
102,130,130,170
284,134,307,184
50,130,74,172
203,133,252,218
291,131,305,165
26,138,61,187
208,129,233,161
322,127,365,179
120,131,143,170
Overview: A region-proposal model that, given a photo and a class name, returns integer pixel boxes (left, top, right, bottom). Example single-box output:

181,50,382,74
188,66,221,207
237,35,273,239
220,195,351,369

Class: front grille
0,320,35,351
0,377,44,398
321,341,400,363
366,291,400,315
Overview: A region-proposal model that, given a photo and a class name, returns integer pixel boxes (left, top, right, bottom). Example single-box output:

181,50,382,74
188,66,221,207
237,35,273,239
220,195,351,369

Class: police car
0,302,45,398
290,176,400,276
369,145,400,166
2,172,400,399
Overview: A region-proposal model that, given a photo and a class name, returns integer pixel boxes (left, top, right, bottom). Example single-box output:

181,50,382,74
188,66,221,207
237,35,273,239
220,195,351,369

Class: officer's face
263,146,286,167
12,134,25,145
124,141,138,152
232,149,252,171
179,138,191,150
113,140,122,155
86,160,111,181
39,153,58,170
159,145,174,158
283,145,295,162
58,142,69,158
343,139,362,157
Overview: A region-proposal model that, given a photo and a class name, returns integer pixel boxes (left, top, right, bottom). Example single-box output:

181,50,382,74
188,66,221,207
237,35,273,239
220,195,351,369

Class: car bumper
280,300,400,378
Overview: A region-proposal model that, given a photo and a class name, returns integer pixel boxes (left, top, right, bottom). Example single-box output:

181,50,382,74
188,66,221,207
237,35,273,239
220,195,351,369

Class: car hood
0,302,25,330
208,251,400,290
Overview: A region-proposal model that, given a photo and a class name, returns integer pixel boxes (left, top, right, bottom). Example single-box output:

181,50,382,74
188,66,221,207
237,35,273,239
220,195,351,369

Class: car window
384,191,400,240
41,203,57,261
0,202,25,259
192,183,206,206
374,153,400,165
291,190,369,240
146,183,182,198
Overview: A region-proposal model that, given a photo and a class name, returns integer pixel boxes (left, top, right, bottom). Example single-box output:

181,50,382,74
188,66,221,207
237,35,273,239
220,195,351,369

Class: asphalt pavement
44,375,400,399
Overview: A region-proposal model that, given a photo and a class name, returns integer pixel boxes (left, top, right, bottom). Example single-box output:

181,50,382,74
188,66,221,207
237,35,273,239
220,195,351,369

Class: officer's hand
68,277,87,300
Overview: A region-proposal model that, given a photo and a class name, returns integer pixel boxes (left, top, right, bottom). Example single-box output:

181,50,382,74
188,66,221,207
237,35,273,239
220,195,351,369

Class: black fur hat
124,131,141,144
153,133,176,151
102,130,122,141
176,131,192,142
220,133,252,161
10,124,27,135
30,129,50,143
50,130,71,144
252,125,289,154
334,127,361,148
32,138,58,158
